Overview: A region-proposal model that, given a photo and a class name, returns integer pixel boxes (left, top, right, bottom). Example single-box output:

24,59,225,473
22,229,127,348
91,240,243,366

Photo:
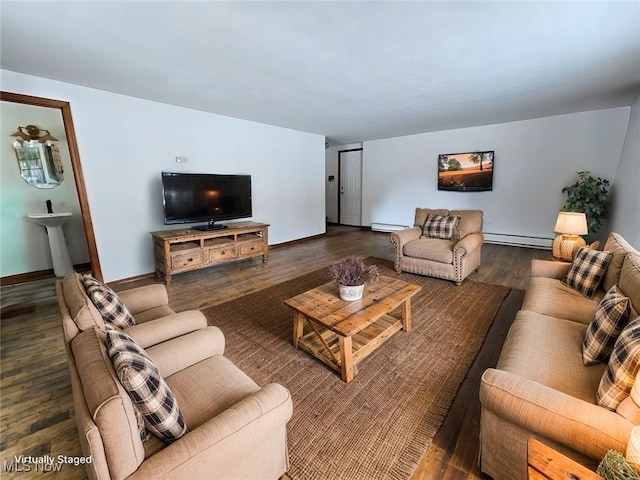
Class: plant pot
338,284,364,301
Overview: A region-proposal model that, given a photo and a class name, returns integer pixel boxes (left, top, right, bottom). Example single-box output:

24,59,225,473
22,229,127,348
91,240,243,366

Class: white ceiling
2,1,639,145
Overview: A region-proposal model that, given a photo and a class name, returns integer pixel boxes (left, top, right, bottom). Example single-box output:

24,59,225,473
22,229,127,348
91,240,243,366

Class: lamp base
552,234,586,262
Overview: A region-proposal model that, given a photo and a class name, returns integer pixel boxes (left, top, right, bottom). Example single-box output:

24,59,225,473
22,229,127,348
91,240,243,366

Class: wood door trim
1,91,103,282
337,148,363,226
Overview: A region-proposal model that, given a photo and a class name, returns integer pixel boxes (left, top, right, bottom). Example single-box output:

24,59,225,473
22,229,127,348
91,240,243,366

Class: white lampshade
554,212,588,235
627,426,640,472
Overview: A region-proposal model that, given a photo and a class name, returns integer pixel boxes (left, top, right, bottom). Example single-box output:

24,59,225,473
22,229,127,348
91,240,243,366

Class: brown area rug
202,258,510,480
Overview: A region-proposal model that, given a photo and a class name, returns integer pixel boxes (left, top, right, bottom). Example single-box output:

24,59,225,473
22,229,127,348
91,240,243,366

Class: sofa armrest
390,227,422,272
389,226,422,250
129,383,293,480
125,310,208,349
530,259,571,279
480,368,632,460
146,327,226,378
454,232,484,256
117,284,169,315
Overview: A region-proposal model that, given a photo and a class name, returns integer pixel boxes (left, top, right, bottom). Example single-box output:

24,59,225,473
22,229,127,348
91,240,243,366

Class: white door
339,149,362,226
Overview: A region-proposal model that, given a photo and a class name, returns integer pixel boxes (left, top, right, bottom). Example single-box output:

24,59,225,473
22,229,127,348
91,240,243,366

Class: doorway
1,91,102,283
338,148,363,226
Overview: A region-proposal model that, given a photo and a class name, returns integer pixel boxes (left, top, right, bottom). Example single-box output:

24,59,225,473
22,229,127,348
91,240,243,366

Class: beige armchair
389,208,484,285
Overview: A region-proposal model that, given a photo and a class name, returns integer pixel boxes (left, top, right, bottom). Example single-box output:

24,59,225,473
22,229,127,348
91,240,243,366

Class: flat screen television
437,150,494,192
161,172,252,231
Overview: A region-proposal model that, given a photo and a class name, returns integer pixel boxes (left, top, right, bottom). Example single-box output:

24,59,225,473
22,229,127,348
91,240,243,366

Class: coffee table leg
339,336,354,382
293,312,304,349
402,299,412,332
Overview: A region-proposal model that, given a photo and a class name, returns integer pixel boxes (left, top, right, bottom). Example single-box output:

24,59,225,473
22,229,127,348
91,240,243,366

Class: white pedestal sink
26,212,74,276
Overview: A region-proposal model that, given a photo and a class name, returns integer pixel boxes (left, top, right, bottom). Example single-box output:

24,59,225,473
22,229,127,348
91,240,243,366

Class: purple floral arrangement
328,256,379,286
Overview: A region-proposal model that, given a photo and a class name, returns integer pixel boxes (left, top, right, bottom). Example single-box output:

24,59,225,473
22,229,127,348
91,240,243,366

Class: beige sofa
389,208,484,285
479,233,640,480
57,273,293,480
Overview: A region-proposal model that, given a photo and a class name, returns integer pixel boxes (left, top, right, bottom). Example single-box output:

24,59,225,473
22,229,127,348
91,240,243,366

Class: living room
1,2,640,480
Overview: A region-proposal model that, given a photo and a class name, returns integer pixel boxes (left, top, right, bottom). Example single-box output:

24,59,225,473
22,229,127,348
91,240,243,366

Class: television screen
162,172,252,229
437,150,494,192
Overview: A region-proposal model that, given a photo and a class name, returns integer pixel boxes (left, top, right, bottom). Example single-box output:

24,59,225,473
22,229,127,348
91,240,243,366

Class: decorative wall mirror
12,124,65,188
0,91,103,281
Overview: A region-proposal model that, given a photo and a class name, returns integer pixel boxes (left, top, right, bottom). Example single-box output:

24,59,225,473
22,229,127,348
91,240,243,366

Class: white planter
338,284,364,301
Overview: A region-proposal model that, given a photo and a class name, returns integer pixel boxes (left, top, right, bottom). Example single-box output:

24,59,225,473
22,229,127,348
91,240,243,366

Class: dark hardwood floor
0,225,549,479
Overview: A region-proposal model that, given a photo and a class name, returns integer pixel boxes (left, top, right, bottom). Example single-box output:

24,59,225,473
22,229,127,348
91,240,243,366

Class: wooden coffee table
283,275,421,382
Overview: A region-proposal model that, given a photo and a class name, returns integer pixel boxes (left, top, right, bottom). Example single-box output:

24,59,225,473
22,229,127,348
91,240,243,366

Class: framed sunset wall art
437,150,494,192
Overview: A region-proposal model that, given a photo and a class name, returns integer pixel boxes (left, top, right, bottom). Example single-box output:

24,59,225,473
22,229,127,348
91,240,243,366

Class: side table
527,438,602,480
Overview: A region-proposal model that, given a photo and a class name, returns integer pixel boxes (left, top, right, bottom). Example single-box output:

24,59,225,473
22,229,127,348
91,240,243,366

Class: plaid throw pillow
582,286,631,365
562,247,612,298
106,330,187,443
597,317,640,410
82,275,135,329
423,214,460,240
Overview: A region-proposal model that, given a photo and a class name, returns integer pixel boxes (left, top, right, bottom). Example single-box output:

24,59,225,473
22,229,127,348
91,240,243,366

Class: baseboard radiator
484,232,552,249
370,223,409,233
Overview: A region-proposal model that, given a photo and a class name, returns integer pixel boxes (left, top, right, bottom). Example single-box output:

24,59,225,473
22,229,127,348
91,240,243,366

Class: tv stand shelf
151,221,269,284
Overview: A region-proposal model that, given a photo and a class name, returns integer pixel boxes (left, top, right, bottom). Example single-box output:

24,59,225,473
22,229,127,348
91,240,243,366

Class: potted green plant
328,256,379,301
597,450,639,480
562,171,611,238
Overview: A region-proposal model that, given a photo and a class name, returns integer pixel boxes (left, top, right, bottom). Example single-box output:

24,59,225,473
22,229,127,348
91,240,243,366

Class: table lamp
627,426,640,472
552,211,588,261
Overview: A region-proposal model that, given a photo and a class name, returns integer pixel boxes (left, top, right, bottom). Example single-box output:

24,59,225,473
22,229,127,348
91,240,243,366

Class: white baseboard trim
371,223,409,233
484,232,552,249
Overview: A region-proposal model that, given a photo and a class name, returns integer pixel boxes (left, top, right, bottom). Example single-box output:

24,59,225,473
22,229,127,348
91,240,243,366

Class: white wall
0,101,90,276
610,94,640,247
362,108,630,245
1,70,326,282
325,143,362,223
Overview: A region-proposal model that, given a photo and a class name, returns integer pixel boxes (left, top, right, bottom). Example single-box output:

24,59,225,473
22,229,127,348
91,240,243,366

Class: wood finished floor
0,226,549,479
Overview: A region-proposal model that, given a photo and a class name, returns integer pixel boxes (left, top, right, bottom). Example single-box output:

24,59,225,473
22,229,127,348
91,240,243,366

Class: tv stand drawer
209,245,237,261
172,251,207,270
238,240,263,257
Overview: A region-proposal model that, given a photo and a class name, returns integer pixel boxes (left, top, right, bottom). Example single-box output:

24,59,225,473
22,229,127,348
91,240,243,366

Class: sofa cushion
522,276,602,325
562,247,612,299
423,214,460,240
83,275,135,329
414,208,449,229
619,253,640,317
116,284,169,316
166,355,260,430
450,209,483,239
106,329,187,443
582,286,631,366
133,305,178,325
403,238,455,264
603,233,640,292
597,317,640,410
62,273,106,332
497,310,605,402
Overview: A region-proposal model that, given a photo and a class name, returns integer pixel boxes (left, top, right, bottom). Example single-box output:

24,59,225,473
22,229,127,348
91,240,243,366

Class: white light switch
176,156,188,163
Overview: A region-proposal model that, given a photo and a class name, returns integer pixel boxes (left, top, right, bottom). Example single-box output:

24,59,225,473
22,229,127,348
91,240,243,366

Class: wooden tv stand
151,221,269,284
